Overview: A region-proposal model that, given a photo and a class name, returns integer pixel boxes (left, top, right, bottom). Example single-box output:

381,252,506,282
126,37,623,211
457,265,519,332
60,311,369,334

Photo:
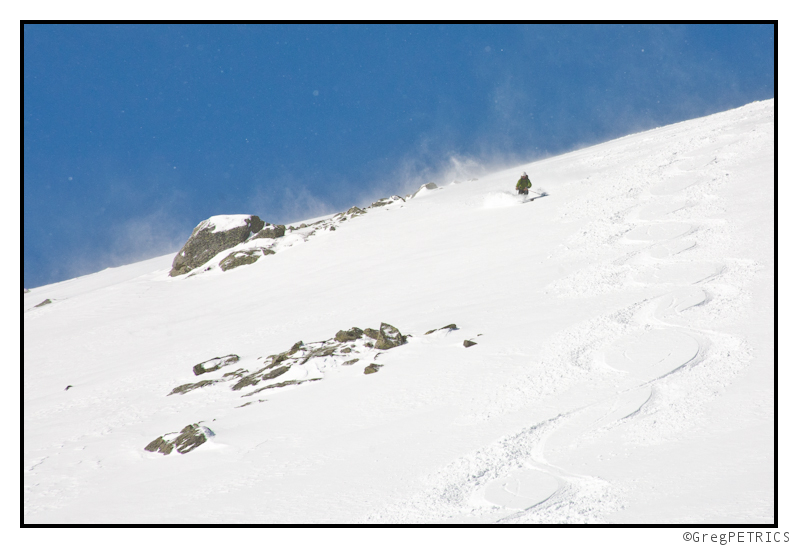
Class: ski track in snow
363,104,769,524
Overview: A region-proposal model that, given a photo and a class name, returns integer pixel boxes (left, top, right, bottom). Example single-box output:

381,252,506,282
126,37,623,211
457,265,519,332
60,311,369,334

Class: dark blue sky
23,23,774,288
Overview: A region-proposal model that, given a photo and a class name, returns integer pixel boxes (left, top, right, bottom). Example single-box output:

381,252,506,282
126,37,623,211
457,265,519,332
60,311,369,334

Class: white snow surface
24,100,774,525
196,214,254,234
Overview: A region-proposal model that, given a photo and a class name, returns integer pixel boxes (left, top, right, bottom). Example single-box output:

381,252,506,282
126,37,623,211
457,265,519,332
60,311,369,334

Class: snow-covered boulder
169,215,266,277
408,182,438,199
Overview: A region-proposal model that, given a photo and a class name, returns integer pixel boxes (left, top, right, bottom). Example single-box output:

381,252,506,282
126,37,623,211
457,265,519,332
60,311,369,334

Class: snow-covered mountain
24,100,774,524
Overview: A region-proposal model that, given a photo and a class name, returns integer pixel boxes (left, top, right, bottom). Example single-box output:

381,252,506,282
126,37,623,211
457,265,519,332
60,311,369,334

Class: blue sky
23,23,774,288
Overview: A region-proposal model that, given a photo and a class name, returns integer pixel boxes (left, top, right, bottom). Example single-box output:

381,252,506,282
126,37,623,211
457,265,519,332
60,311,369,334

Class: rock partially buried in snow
363,363,383,375
169,215,266,277
374,322,406,350
144,423,214,455
193,355,240,376
409,182,438,199
368,195,405,208
463,340,477,348
219,248,275,271
168,379,218,395
336,206,366,220
425,323,458,335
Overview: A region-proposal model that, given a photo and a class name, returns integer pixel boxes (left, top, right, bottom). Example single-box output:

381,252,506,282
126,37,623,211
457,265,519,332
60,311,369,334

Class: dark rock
169,215,266,277
34,299,52,308
344,206,365,218
335,327,364,342
144,423,213,455
343,358,359,365
425,324,458,335
363,328,380,339
231,365,291,391
243,378,321,398
262,364,291,381
375,322,406,350
144,436,174,455
219,248,275,272
174,424,212,454
168,379,218,395
266,341,304,368
299,345,338,364
463,340,478,348
64,385,73,391
252,224,286,240
193,354,240,376
364,363,383,375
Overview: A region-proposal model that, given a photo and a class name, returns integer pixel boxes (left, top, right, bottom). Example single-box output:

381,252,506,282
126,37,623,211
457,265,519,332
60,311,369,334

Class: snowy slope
23,100,774,524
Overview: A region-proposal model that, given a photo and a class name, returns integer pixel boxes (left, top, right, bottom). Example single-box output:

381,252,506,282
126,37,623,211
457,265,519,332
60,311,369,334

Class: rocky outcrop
337,206,366,220
193,355,240,376
169,215,266,277
252,224,286,240
167,323,408,404
369,195,405,208
335,327,364,342
219,248,275,272
144,423,214,455
375,322,407,350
